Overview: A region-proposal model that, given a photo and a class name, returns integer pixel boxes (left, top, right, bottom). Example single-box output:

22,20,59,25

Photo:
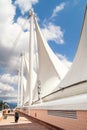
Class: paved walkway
0,112,50,130
0,113,31,126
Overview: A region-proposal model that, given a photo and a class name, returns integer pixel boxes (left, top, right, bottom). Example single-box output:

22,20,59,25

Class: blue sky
33,0,86,61
0,0,86,103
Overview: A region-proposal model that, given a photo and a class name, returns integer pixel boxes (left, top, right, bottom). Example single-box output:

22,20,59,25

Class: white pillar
17,68,21,107
29,9,34,106
20,53,24,107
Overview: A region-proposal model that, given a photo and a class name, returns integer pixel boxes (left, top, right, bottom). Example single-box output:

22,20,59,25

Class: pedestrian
15,110,19,122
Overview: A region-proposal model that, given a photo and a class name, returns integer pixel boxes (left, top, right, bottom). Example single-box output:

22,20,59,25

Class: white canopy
32,12,68,101
54,5,87,91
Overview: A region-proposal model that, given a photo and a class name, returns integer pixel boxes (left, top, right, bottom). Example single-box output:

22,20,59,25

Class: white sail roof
53,5,87,92
18,5,87,109
32,13,68,101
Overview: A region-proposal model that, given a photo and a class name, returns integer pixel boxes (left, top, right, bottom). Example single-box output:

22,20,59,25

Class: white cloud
52,2,65,18
15,0,39,14
0,91,17,103
42,23,64,44
0,21,29,51
0,0,15,24
0,73,18,85
0,82,14,92
17,17,29,31
0,74,18,103
0,0,23,73
15,31,29,53
0,21,29,72
56,53,72,68
0,23,22,48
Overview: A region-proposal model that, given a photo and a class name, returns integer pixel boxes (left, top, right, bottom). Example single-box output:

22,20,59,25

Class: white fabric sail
18,10,69,105
18,6,87,110
32,14,68,101
24,57,30,104
54,5,87,91
40,5,87,102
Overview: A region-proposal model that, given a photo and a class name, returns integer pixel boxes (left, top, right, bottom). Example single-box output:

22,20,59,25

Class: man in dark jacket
15,111,19,122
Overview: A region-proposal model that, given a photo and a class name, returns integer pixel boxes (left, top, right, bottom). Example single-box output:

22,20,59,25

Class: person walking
14,110,19,122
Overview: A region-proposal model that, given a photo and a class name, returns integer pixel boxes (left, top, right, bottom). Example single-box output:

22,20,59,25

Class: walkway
0,112,52,130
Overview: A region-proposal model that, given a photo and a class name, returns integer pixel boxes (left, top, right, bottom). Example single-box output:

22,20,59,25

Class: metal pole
17,68,21,107
29,9,34,106
20,53,24,107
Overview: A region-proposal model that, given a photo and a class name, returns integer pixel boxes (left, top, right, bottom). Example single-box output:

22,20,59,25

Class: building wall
19,108,87,130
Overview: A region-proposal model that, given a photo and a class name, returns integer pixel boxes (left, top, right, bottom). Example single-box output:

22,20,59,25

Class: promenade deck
0,112,53,130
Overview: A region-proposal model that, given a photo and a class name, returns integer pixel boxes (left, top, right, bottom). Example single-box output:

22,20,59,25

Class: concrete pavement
0,113,32,126
0,112,50,130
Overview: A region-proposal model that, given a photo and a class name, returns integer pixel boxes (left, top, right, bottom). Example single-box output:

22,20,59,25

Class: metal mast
17,68,21,107
29,9,34,106
20,53,24,107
